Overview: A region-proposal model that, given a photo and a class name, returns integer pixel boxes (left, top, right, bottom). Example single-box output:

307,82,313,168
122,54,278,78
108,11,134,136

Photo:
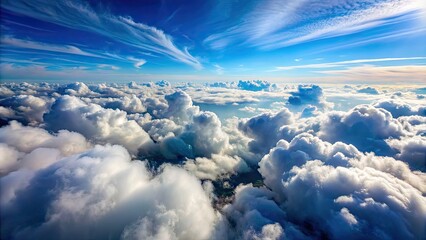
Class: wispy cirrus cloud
274,57,426,71
204,0,426,50
127,57,147,69
1,0,202,69
1,36,104,58
97,64,119,70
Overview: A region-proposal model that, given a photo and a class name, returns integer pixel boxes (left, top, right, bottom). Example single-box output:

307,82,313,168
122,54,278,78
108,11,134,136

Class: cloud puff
148,111,230,160
180,111,229,157
155,80,171,87
223,184,306,240
357,86,380,94
1,144,217,240
0,120,89,158
0,121,90,204
58,82,95,97
0,95,51,125
300,105,320,118
44,95,153,154
237,80,277,92
157,91,200,125
185,154,249,180
388,136,426,171
288,85,327,107
258,133,426,239
319,105,407,156
239,108,294,155
373,99,426,118
97,95,147,114
208,82,236,88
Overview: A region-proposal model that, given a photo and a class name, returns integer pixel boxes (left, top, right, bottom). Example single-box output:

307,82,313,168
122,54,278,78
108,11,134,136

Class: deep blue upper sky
1,0,426,83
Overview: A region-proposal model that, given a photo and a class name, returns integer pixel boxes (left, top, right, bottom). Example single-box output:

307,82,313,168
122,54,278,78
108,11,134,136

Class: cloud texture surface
0,81,425,240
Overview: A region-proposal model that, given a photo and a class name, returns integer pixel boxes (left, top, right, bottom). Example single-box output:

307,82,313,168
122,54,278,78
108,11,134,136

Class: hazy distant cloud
214,64,224,75
1,0,201,69
98,64,120,70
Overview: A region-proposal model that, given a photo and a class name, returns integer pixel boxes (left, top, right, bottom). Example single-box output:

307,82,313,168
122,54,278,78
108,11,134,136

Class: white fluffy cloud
185,154,249,180
288,85,327,107
0,95,51,125
1,81,425,239
237,80,277,92
239,109,294,155
0,121,90,206
58,82,95,96
1,144,218,240
257,133,426,239
44,95,153,154
357,86,380,94
223,184,307,240
319,105,407,156
373,99,426,118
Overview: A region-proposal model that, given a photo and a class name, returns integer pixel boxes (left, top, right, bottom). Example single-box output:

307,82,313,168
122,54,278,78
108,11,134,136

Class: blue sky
1,0,426,83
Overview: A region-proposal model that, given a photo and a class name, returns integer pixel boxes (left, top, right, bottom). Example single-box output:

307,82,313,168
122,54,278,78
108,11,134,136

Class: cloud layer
0,81,425,239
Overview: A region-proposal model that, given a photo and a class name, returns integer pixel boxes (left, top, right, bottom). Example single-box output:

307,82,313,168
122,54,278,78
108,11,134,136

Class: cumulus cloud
373,99,426,118
58,82,95,97
95,95,147,114
300,105,320,118
239,108,294,155
319,105,407,156
1,144,218,240
1,81,425,239
180,111,229,157
237,80,277,92
157,91,200,125
257,133,426,239
288,85,327,107
44,95,153,154
388,136,426,171
0,121,90,204
0,95,51,125
155,80,171,87
223,184,306,240
185,154,249,180
357,86,380,94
